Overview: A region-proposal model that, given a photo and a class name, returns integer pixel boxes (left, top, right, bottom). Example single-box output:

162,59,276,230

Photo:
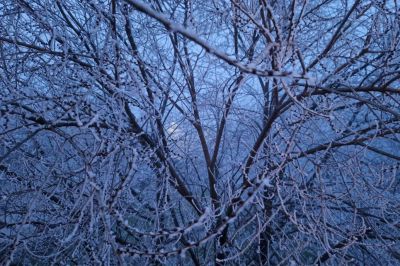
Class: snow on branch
123,0,308,79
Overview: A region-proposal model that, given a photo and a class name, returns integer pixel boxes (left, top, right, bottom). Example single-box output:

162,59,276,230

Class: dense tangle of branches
1,0,399,265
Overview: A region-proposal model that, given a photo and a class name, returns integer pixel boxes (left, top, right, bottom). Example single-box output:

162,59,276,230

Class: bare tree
1,0,399,265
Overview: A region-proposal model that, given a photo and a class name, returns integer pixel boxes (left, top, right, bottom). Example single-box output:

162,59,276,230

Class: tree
0,0,399,265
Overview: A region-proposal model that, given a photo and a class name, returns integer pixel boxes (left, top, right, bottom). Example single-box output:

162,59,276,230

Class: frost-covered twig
123,0,308,79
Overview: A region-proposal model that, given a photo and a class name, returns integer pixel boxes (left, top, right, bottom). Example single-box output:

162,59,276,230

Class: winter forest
0,0,399,265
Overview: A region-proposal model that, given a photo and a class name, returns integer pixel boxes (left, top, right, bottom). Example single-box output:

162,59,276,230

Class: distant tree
1,0,399,265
